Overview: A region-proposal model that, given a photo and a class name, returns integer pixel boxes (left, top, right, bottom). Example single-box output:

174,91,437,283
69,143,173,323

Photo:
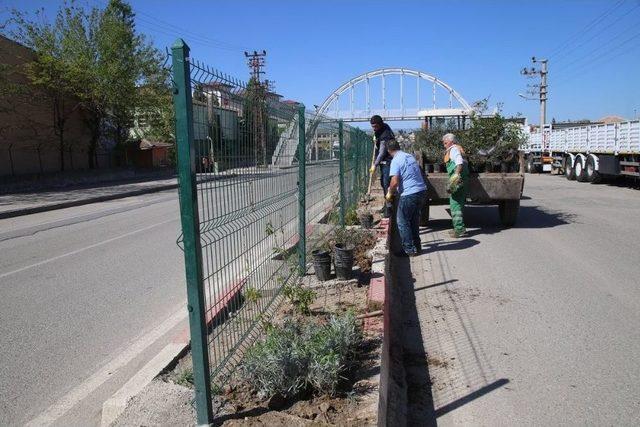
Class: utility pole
521,57,548,151
244,50,268,166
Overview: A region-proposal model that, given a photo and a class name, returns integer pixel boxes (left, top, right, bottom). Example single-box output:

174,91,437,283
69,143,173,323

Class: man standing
386,139,427,256
369,115,395,199
442,133,469,238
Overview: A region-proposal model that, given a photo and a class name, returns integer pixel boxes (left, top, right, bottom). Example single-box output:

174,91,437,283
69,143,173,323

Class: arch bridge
316,67,472,122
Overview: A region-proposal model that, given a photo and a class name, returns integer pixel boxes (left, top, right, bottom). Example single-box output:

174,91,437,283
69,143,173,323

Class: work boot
448,230,468,238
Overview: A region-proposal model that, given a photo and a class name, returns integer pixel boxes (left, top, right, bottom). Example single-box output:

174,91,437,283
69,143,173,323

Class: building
0,35,95,177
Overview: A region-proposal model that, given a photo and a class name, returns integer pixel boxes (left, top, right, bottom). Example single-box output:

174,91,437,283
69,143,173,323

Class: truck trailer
523,120,640,181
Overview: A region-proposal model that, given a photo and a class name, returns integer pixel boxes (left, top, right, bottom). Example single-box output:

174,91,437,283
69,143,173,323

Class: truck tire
565,157,576,180
575,157,588,182
586,156,602,183
498,200,519,227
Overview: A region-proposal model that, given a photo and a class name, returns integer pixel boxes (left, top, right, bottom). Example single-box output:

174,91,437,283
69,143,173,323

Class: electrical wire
552,2,640,68
133,9,250,52
551,41,640,88
553,28,640,78
548,0,626,60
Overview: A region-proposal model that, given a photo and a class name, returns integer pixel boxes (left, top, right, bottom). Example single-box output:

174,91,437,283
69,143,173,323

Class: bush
240,312,362,398
413,100,526,172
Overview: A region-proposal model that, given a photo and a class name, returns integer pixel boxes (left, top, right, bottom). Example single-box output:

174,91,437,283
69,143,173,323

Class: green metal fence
170,39,372,424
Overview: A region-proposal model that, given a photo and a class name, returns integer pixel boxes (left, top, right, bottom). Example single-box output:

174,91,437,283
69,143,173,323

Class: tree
9,3,88,171
9,0,166,170
414,99,526,172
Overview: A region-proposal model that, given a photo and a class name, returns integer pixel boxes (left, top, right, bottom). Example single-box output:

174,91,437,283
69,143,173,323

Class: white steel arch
317,67,472,122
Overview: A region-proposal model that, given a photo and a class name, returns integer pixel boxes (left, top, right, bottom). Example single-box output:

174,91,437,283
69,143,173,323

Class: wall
0,35,95,177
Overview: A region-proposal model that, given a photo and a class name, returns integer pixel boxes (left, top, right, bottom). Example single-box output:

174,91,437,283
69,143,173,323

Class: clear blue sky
3,0,639,125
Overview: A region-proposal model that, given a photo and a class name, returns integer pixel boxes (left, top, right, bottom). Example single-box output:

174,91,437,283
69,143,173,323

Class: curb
100,278,247,426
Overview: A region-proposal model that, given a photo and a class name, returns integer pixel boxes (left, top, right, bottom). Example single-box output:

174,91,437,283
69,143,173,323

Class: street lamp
518,93,537,101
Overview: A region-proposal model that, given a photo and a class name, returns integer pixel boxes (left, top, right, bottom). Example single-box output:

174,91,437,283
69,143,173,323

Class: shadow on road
424,204,576,239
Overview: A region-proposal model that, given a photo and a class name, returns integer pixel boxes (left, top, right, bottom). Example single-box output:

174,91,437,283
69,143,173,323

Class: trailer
417,154,525,227
523,120,640,181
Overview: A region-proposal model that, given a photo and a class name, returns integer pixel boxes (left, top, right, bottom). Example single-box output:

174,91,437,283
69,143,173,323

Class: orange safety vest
444,144,465,163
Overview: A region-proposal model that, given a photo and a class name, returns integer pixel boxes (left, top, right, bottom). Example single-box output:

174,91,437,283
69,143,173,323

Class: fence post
338,120,346,227
297,105,306,276
171,39,213,425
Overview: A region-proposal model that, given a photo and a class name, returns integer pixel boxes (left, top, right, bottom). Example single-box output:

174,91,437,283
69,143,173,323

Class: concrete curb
100,279,246,426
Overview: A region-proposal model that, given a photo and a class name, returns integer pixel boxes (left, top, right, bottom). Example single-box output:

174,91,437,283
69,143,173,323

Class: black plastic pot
333,243,355,280
312,249,332,281
359,213,374,229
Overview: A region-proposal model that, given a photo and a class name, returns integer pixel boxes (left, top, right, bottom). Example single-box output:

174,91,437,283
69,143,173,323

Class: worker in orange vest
442,133,469,238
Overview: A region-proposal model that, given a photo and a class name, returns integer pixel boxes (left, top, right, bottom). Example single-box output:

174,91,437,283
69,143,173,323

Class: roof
139,139,173,150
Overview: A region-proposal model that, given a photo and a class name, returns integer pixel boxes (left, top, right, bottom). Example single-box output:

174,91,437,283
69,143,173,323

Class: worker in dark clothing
369,115,395,214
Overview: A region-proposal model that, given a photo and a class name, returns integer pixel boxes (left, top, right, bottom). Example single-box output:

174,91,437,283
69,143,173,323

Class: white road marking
25,302,188,427
0,218,179,279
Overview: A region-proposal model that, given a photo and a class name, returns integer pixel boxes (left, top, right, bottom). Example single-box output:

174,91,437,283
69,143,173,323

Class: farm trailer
416,154,525,228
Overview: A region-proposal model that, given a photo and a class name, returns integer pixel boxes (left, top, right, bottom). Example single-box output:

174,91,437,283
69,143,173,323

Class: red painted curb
172,277,247,345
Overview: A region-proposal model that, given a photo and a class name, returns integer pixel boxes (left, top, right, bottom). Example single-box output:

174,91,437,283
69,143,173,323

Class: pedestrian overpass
272,68,472,166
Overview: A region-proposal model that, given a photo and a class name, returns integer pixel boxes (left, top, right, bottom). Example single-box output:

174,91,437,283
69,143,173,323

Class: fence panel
171,40,374,424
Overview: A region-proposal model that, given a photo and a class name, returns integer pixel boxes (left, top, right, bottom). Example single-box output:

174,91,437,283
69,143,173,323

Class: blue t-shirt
389,151,427,196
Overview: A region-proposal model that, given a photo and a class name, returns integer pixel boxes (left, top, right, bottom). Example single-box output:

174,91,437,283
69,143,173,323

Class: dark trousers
397,190,426,255
379,163,390,194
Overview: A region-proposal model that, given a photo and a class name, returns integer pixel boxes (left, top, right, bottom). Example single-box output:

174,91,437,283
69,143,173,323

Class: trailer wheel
565,157,576,180
586,156,602,183
575,157,588,182
498,200,519,227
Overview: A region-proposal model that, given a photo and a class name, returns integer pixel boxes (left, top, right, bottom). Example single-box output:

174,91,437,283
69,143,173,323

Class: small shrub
240,320,308,398
244,287,262,305
175,367,194,387
283,282,316,315
240,312,362,398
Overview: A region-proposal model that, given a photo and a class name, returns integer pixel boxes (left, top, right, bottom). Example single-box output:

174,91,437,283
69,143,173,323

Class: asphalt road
413,173,640,425
0,164,338,426
0,190,187,426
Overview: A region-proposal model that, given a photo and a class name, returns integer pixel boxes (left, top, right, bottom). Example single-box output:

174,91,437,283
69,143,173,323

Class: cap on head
387,139,401,152
370,115,384,125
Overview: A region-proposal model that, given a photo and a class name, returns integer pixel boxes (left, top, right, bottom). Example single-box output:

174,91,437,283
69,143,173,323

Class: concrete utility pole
521,57,548,150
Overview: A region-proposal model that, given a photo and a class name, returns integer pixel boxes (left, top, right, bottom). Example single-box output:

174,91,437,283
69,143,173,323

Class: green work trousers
446,160,468,234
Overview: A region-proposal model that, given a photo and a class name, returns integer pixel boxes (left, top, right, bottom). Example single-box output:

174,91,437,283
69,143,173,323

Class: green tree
9,0,166,170
9,3,89,171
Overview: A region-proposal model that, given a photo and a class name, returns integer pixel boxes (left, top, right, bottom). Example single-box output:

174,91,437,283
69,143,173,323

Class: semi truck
523,120,640,181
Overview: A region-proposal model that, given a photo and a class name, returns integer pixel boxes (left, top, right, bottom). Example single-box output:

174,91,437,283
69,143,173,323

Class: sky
2,0,639,126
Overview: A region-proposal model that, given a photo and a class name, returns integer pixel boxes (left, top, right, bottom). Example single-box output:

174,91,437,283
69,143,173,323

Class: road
0,163,338,426
411,173,640,425
0,190,188,426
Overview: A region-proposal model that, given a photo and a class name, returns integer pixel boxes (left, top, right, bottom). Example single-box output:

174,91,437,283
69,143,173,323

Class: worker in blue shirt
386,139,427,256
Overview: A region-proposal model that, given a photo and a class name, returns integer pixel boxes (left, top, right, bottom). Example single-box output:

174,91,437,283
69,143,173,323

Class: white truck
523,120,640,182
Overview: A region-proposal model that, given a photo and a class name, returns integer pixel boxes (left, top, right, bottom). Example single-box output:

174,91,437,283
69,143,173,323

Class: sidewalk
393,205,511,426
0,177,180,219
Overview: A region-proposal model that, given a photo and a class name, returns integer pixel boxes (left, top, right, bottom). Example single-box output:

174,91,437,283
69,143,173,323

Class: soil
163,266,382,427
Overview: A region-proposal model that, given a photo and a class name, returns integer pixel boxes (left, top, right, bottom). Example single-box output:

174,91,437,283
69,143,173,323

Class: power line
552,2,640,68
554,28,640,78
552,42,640,88
133,9,250,52
548,0,626,60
